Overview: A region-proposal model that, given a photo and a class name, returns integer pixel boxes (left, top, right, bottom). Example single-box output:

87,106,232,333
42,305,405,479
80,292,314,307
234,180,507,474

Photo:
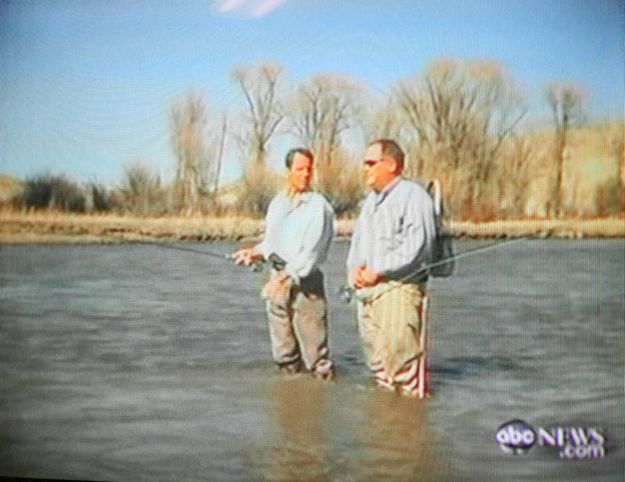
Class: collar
374,176,402,206
286,189,312,207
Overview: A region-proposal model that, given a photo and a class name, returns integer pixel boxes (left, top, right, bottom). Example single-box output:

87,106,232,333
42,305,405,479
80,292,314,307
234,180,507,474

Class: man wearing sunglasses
347,139,437,396
233,148,335,380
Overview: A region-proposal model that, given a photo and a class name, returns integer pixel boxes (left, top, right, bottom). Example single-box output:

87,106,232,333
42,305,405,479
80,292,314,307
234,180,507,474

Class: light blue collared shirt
256,190,335,284
347,177,437,282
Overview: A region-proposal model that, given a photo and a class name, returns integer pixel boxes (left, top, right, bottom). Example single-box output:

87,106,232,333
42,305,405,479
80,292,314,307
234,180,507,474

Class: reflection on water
264,376,330,482
0,240,623,481
356,390,439,482
260,375,445,482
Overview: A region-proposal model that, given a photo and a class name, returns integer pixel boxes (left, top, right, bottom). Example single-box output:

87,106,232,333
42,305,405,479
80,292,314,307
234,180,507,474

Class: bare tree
497,135,538,217
290,73,365,164
595,120,625,215
366,98,409,142
212,115,228,194
367,99,430,178
170,92,223,214
120,160,164,215
393,59,526,211
606,121,625,189
288,74,366,213
546,82,586,217
232,62,285,168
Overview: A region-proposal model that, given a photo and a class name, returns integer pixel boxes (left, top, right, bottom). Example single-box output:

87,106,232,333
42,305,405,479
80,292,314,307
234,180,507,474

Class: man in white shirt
233,148,335,380
347,139,437,396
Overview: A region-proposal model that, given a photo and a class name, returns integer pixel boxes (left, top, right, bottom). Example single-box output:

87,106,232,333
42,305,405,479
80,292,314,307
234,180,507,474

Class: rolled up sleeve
346,217,362,271
255,196,281,259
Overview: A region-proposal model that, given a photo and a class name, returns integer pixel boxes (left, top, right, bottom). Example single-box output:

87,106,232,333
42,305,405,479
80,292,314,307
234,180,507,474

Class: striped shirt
257,190,335,284
347,177,437,282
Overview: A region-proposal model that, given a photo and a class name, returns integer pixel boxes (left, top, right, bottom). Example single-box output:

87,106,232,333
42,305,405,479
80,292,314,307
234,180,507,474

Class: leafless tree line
215,59,620,219
12,59,624,218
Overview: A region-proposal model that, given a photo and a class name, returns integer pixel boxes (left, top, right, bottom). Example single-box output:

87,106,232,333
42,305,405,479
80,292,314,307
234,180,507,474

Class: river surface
0,240,623,481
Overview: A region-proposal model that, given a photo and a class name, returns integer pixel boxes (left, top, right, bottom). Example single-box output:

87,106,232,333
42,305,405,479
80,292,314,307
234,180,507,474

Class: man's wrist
284,265,300,285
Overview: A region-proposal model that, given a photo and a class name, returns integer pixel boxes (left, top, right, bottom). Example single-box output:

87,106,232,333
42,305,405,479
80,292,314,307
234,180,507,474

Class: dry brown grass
448,217,625,238
0,208,264,244
1,208,623,244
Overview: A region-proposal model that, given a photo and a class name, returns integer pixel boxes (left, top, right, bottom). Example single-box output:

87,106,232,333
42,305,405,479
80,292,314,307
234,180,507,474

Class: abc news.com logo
495,419,606,460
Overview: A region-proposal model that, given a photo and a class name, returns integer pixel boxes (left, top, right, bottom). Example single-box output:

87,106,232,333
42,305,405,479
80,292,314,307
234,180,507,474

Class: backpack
427,179,455,277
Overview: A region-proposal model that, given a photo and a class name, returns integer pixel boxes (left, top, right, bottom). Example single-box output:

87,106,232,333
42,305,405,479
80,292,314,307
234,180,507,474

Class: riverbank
0,209,623,244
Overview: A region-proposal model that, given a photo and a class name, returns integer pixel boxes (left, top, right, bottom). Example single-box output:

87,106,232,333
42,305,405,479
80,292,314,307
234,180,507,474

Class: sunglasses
363,159,384,167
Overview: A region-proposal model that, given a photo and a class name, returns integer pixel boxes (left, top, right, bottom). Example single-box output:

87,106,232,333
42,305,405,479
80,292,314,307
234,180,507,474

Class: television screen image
1,1,623,481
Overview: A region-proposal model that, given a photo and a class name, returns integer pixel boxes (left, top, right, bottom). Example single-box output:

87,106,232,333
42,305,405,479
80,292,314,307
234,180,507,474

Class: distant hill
0,174,24,204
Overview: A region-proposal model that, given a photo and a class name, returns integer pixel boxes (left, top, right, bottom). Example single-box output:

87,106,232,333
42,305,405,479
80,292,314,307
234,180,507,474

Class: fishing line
108,234,264,271
119,233,531,296
369,216,590,302
338,235,531,304
131,240,232,260
106,220,579,302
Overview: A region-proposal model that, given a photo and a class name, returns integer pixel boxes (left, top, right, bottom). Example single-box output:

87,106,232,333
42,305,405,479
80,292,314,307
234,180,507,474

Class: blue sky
1,0,623,185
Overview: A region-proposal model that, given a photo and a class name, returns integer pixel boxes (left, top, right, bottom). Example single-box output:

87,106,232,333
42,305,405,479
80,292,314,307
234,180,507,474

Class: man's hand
348,267,360,288
262,272,293,302
232,247,263,266
353,265,381,288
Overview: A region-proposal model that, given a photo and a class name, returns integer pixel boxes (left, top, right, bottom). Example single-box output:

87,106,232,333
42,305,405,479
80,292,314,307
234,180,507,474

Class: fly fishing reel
338,284,355,303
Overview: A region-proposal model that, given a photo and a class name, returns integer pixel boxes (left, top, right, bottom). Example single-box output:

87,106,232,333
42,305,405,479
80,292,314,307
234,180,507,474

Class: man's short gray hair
368,139,405,168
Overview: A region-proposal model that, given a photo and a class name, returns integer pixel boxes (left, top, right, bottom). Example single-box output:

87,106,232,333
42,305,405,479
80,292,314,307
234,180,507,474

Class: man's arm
254,194,281,260
284,197,334,284
347,198,372,287
347,220,378,289
232,194,280,265
370,193,434,278
346,215,362,272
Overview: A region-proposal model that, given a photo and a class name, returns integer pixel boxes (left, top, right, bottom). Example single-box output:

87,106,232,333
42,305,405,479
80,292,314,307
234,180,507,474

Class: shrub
21,174,86,212
237,163,281,216
314,154,364,216
87,181,115,212
118,162,168,215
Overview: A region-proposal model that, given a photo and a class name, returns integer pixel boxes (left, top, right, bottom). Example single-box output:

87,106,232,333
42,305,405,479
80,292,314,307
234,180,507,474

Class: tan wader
264,269,334,378
357,281,428,396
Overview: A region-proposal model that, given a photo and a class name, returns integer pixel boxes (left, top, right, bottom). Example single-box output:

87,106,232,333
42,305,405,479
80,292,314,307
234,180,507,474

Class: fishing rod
123,237,264,272
124,233,531,296
133,240,231,259
107,229,299,274
337,235,530,304
117,228,551,302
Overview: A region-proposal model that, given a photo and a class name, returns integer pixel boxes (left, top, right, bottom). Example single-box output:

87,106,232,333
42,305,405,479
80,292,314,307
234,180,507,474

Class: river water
0,240,623,481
